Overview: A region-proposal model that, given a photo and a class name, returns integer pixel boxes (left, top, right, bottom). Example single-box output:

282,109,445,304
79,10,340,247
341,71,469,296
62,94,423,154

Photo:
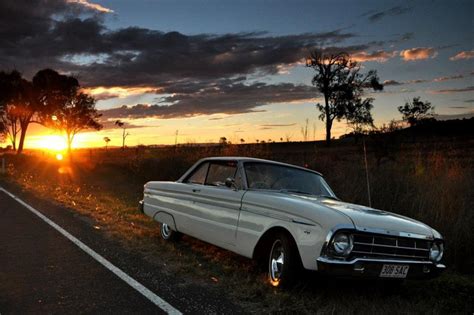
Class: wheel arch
252,226,302,266
153,211,178,231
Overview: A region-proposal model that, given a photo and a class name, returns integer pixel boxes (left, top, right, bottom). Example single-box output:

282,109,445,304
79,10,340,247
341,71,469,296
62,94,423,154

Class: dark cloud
99,82,316,119
431,86,474,94
99,120,150,130
406,79,429,84
383,80,403,86
384,72,467,87
400,32,414,41
433,74,464,82
364,6,413,22
0,0,357,87
464,100,474,103
434,112,474,120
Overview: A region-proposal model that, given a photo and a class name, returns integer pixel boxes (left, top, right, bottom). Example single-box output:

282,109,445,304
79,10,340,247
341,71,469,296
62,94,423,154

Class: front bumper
317,257,446,279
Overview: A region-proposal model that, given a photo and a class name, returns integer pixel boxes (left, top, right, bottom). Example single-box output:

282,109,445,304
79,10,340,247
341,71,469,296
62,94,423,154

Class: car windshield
244,162,336,197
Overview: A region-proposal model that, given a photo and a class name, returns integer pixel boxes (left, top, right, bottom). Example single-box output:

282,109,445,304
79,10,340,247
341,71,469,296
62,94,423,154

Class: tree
1,105,21,150
345,97,375,135
103,137,111,150
0,70,36,153
37,70,102,154
115,120,129,150
306,50,383,144
44,93,102,154
219,136,227,145
398,97,435,126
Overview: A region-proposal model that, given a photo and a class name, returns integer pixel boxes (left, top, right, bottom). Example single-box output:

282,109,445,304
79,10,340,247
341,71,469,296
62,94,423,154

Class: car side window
184,162,209,185
205,162,237,187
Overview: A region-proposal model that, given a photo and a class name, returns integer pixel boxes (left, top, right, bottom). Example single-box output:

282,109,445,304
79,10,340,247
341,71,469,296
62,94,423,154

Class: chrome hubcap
270,240,284,281
161,223,171,238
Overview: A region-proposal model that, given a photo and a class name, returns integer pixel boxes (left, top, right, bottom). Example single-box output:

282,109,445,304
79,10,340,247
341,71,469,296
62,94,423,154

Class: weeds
1,137,473,313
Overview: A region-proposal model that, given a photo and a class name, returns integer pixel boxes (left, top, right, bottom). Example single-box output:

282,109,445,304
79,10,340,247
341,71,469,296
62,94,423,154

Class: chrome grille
351,233,431,261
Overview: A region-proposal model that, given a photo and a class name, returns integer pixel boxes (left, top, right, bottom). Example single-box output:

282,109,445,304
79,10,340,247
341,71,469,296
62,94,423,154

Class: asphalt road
0,186,243,314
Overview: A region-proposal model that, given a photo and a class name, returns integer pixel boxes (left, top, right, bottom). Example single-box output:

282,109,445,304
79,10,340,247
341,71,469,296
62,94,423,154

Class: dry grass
1,137,473,313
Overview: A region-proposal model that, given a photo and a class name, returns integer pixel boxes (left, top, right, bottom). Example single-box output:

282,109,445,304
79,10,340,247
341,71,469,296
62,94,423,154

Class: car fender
153,211,177,231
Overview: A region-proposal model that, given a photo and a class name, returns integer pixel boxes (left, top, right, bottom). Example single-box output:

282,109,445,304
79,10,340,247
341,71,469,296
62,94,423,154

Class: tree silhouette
0,71,21,150
36,69,102,154
398,97,435,126
115,120,129,150
306,50,383,145
0,70,38,153
103,136,111,150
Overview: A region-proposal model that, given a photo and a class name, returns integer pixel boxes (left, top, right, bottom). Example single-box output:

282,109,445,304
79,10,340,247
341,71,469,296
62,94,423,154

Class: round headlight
430,242,444,262
332,232,353,256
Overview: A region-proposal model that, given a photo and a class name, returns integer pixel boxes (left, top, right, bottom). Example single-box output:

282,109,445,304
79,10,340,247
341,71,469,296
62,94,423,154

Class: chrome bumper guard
138,200,144,213
317,256,446,279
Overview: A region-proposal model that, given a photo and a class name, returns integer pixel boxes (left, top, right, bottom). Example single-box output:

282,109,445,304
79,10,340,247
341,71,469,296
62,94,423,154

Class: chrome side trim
291,219,316,226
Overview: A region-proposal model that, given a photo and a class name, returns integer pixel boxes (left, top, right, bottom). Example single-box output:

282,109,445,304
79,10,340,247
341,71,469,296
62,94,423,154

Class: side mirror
225,177,237,189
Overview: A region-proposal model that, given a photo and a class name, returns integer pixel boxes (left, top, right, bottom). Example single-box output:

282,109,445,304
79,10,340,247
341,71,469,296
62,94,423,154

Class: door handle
192,189,201,193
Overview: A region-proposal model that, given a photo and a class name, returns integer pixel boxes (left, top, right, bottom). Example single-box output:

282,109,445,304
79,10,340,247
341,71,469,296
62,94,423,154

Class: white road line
0,187,182,315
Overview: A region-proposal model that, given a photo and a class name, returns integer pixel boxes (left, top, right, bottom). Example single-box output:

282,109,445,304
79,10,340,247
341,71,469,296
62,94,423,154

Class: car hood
293,195,435,238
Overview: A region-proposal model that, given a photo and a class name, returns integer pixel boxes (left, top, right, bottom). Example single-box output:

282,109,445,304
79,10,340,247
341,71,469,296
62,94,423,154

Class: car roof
198,156,323,176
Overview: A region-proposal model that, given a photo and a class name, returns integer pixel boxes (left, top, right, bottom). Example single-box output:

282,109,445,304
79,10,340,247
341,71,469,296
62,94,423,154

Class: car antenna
363,137,372,207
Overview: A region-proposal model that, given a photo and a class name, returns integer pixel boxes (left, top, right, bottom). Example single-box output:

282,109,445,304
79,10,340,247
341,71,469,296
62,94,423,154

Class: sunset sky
1,0,473,149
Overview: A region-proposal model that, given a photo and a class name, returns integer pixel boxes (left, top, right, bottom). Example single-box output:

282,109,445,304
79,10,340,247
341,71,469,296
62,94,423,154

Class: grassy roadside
1,143,473,313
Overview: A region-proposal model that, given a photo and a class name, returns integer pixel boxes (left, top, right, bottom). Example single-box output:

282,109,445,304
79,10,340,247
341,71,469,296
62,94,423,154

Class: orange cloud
66,0,114,13
450,50,474,61
82,86,162,100
351,50,397,62
400,47,437,61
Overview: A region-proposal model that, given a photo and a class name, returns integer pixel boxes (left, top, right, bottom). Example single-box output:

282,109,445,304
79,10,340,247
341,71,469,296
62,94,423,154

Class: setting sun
34,135,67,151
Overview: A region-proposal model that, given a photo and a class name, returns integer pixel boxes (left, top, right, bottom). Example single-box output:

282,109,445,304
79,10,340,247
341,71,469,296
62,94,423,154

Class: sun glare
56,153,64,161
36,135,68,151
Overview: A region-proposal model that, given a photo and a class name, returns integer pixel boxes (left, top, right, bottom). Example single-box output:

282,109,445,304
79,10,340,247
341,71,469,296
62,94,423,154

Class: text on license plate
379,264,409,278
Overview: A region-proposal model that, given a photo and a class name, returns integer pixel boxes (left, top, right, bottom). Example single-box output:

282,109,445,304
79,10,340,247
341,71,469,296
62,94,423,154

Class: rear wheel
160,223,181,241
267,232,300,288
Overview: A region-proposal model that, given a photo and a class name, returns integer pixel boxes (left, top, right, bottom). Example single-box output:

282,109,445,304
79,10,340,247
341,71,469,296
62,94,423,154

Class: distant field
1,135,473,313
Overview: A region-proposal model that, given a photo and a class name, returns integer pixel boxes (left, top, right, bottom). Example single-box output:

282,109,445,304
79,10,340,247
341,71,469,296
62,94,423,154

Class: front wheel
268,232,300,288
160,223,181,241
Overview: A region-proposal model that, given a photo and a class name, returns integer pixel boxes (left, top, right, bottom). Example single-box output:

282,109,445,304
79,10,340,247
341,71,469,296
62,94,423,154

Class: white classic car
139,157,445,287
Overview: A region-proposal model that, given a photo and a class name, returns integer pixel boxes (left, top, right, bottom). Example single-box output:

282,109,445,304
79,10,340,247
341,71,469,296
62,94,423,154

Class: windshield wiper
279,189,313,195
